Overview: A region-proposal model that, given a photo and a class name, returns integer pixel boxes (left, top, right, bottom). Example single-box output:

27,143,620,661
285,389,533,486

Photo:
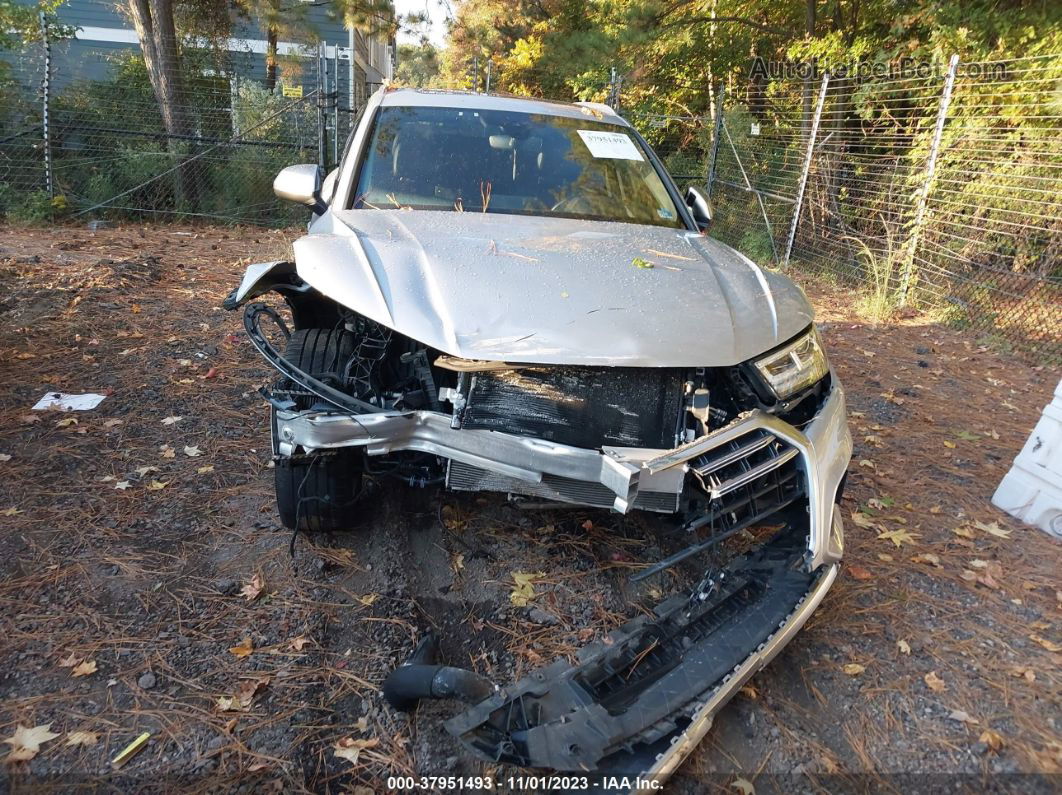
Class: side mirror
684,186,713,231
274,164,327,214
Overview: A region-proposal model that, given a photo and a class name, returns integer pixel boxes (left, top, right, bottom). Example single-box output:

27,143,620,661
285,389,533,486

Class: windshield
351,105,683,228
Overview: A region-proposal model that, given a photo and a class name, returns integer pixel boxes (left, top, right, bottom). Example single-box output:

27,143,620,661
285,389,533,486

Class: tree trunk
126,0,198,207
266,25,278,91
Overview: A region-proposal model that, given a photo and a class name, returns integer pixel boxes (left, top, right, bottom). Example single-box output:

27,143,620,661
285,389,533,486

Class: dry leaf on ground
510,571,546,606
240,574,264,601
65,731,98,747
924,671,947,692
71,660,97,677
228,637,253,658
334,736,380,765
897,640,911,655
3,723,61,762
877,529,919,548
843,663,865,676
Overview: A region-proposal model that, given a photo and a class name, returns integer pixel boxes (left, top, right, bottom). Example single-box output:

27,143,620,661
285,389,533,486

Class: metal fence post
897,54,960,305
782,72,829,268
705,84,725,199
39,11,53,199
316,42,326,169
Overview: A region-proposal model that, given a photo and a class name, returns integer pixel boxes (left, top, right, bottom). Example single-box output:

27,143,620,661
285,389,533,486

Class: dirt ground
0,222,1059,793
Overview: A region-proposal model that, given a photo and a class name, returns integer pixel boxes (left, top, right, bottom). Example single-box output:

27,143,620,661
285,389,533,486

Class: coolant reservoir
992,378,1062,540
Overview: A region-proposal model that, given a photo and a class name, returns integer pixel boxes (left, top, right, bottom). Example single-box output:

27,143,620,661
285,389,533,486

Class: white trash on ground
32,392,108,411
992,378,1062,540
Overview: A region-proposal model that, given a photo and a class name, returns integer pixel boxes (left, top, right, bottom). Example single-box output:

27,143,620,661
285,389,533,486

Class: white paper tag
576,130,644,161
32,392,108,411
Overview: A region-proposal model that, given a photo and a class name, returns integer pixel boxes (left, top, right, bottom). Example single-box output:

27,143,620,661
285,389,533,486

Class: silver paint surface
293,209,814,367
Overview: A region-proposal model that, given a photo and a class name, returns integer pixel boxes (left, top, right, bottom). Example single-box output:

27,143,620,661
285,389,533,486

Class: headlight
753,327,830,399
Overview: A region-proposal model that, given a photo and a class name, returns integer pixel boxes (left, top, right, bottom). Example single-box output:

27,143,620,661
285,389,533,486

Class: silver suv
226,88,852,784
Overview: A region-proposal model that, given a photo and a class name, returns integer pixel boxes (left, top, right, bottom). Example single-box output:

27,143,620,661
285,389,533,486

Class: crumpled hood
293,210,813,367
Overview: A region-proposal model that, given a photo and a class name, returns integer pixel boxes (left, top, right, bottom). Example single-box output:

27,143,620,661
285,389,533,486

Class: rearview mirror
684,186,713,231
274,164,326,214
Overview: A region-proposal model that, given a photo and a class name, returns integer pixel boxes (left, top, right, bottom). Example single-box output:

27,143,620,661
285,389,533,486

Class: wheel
273,328,365,532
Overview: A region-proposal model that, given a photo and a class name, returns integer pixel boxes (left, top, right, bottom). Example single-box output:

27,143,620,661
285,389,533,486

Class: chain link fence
0,32,355,225
626,55,1061,364
1,38,1059,362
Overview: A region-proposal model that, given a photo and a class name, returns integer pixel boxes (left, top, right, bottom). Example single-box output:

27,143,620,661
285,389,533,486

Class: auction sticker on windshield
576,129,644,161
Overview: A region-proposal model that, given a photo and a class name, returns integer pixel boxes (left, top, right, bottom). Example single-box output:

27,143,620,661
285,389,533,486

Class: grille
446,461,681,513
688,429,804,532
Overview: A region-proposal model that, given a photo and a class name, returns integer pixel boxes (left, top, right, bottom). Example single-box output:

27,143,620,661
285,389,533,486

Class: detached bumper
445,518,842,784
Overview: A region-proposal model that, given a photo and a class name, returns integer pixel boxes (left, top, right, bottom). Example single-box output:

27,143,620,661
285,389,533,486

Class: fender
222,260,297,310
222,260,341,329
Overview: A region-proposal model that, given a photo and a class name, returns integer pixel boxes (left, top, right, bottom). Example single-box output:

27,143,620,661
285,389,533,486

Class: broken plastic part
382,632,497,712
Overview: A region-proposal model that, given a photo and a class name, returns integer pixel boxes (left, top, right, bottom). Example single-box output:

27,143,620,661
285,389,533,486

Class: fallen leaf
176,359,192,367
858,459,876,469
877,553,894,562
897,639,911,655
228,637,254,658
240,574,264,601
3,723,61,762
877,528,919,548
731,778,755,795
850,512,877,529
161,416,182,426
948,710,978,725
159,445,175,459
20,414,41,425
1,507,22,516
215,695,237,711
911,553,941,567
974,520,1012,539
842,663,865,676
0,453,10,462
1010,667,1036,683
133,466,158,477
1029,634,1061,653
233,675,270,709
102,419,123,428
450,552,465,574
848,565,873,581
197,465,214,474
72,660,98,678
334,736,379,765
65,731,99,747
289,637,311,651
943,440,956,449
924,671,947,692
979,728,1004,752
146,480,169,491
955,430,981,442
55,417,78,428
951,525,975,539
510,571,546,607
58,652,80,667
183,445,203,457
131,304,142,314
114,480,132,491
739,684,758,699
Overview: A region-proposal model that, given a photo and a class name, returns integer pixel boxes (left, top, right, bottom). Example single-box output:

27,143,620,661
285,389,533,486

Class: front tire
273,328,364,532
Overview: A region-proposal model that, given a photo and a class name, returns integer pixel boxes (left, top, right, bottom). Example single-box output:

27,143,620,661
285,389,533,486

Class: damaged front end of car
225,256,851,787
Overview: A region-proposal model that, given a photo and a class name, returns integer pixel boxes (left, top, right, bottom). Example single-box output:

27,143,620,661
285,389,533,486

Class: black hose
382,633,496,712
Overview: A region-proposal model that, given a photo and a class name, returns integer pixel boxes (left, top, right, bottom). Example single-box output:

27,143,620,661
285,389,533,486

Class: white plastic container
992,378,1062,539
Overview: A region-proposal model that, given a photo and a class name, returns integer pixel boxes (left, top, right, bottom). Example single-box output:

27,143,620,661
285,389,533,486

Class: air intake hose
382,633,496,712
